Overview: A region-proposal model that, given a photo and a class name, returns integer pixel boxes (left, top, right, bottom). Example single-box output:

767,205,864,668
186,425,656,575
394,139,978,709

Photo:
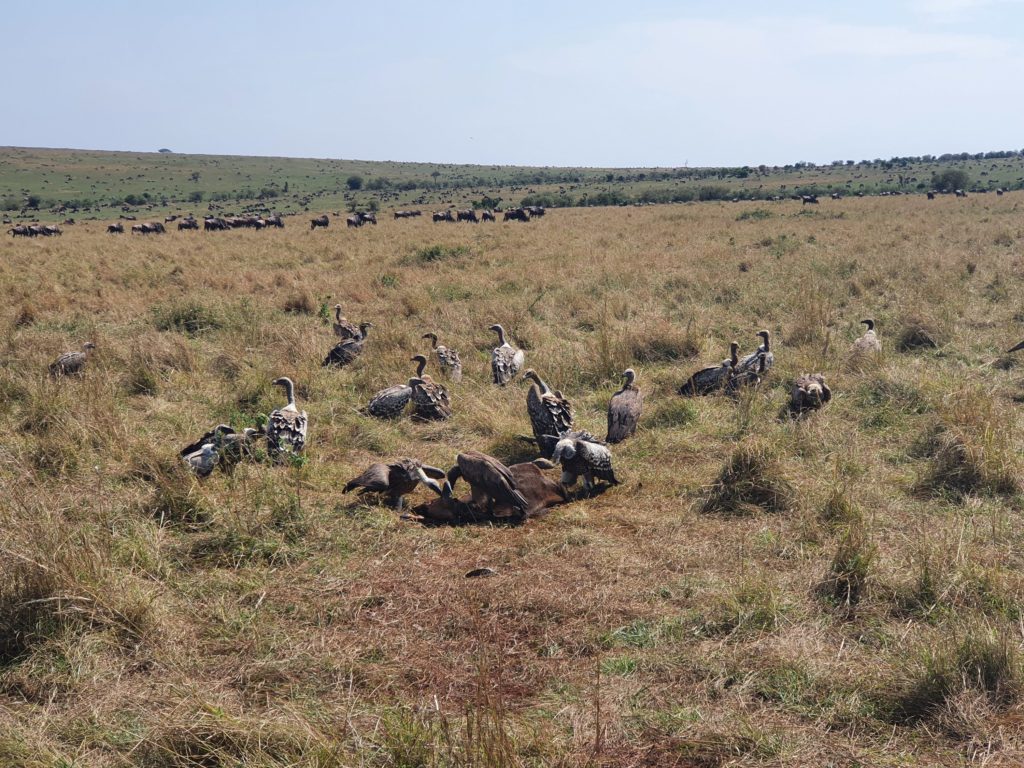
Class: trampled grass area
2,194,1024,765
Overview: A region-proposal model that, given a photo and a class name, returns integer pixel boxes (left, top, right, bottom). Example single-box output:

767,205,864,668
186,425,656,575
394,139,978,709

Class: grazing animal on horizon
343,458,448,510
266,377,308,459
606,368,642,443
522,369,573,457
680,342,738,396
106,223,125,234
310,214,329,230
490,324,525,386
49,342,96,377
789,374,832,417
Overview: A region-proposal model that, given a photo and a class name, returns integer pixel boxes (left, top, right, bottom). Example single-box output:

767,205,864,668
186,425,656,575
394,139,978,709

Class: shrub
282,291,315,315
346,175,363,190
931,169,970,193
408,244,469,264
736,208,774,221
896,315,945,351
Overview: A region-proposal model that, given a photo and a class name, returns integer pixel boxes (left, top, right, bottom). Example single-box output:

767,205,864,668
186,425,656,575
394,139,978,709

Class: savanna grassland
4,145,1024,221
3,193,1024,767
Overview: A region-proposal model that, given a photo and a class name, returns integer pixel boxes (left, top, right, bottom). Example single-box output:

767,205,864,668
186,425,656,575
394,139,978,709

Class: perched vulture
343,458,447,510
606,369,642,444
323,322,373,367
552,430,620,494
423,331,462,381
490,323,525,386
789,374,832,417
409,355,452,421
737,330,774,373
850,319,882,357
680,342,738,396
49,342,96,377
726,353,767,395
522,369,573,457
266,377,308,458
368,382,414,419
333,304,360,340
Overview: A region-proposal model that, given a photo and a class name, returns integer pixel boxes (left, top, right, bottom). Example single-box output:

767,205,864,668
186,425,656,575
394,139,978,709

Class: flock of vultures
42,301,882,524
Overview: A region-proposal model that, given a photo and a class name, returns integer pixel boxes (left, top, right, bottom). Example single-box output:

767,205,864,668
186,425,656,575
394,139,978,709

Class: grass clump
914,423,1019,499
154,301,222,336
629,320,700,362
896,314,945,352
736,208,773,221
408,244,470,264
819,525,874,612
887,629,1021,724
282,291,315,315
700,440,796,516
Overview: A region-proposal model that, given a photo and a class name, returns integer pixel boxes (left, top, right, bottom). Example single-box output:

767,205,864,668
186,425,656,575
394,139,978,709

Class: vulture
343,458,448,510
322,322,373,367
789,374,832,417
409,354,452,421
490,323,525,385
445,451,529,516
552,430,620,494
181,424,263,477
266,377,308,459
680,342,738,396
333,304,360,340
49,342,96,377
726,353,767,395
368,381,413,419
422,332,462,381
606,368,642,444
850,319,882,357
737,330,774,373
522,369,573,457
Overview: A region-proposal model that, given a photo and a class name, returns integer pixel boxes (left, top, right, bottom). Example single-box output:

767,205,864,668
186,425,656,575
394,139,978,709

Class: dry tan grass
2,195,1024,765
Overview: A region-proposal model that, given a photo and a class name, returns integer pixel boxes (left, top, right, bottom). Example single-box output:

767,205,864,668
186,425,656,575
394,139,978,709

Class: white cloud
910,0,1024,21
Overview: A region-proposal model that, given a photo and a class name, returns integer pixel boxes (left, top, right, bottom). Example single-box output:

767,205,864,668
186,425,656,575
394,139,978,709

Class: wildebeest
997,188,1004,196
310,215,329,230
393,210,422,219
432,210,454,223
264,214,284,228
801,195,819,205
131,222,166,235
955,189,967,198
204,217,229,231
165,214,178,223
346,215,363,228
481,209,495,222
456,209,479,223
524,205,546,217
178,218,199,231
830,193,841,200
503,208,530,222
107,223,125,234
7,225,31,237
926,191,935,200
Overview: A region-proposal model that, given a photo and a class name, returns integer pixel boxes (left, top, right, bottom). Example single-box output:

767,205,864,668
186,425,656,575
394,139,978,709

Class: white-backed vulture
445,451,529,516
726,353,767,395
266,377,308,459
423,332,462,382
323,322,372,367
409,355,452,421
522,369,573,457
789,374,832,417
552,430,620,494
606,368,642,443
343,458,447,510
490,323,525,386
680,342,738,396
850,318,882,357
333,304,360,340
181,424,263,477
49,342,96,377
737,330,774,373
368,382,414,419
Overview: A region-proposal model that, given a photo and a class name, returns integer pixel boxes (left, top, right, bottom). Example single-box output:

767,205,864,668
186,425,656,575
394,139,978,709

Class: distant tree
26,194,41,209
367,199,380,213
931,169,970,192
1,196,19,211
346,175,364,191
190,172,201,183
283,181,289,193
158,148,173,153
188,191,204,203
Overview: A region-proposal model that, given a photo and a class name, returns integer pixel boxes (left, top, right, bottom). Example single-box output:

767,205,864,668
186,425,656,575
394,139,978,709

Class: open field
3,193,1024,766
3,146,1024,222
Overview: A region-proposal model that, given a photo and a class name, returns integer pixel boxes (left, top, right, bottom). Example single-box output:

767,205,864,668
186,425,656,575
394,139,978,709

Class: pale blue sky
5,0,1023,166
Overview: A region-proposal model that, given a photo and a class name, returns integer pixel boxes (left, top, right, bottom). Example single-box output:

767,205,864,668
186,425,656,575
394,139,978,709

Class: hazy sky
5,0,1023,167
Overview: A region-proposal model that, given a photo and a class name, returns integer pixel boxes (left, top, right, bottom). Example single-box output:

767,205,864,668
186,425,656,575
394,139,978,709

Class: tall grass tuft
700,439,796,516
